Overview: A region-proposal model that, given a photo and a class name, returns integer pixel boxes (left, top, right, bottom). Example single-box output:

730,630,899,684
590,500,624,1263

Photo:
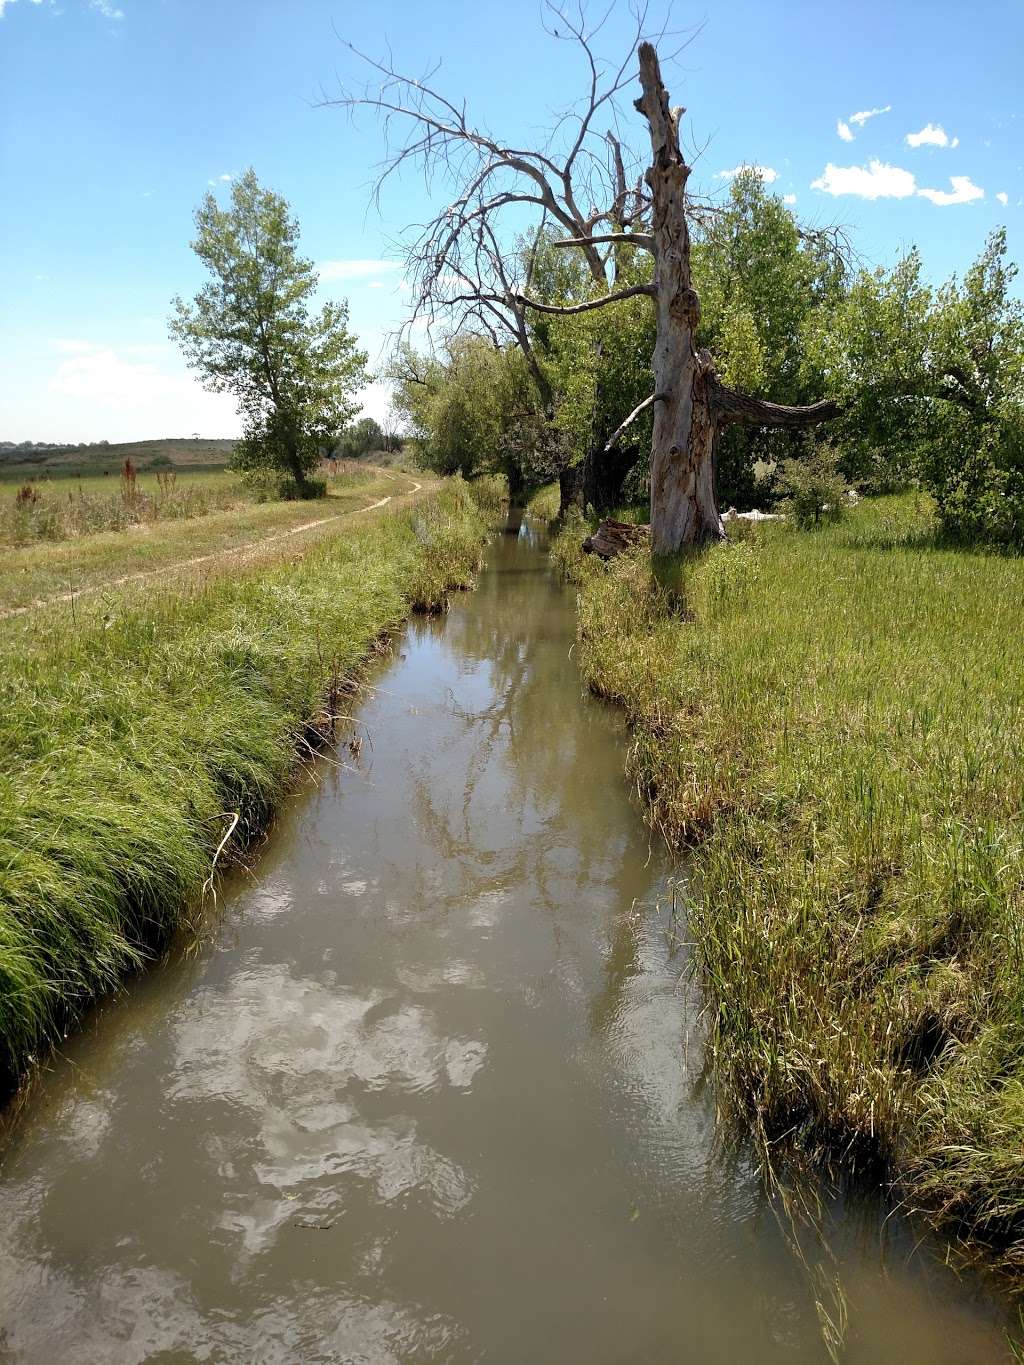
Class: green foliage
534,234,656,470
170,170,369,493
692,173,847,508
937,427,1024,549
774,444,851,528
806,229,1024,538
334,416,384,460
531,175,851,511
390,335,551,495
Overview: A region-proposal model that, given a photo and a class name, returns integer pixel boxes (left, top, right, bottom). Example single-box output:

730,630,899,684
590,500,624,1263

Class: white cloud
51,350,172,402
837,120,854,143
812,159,984,207
40,339,238,439
0,0,45,14
849,104,891,128
811,159,916,200
89,0,124,16
782,193,797,205
356,379,395,425
715,164,778,184
905,122,958,149
917,175,984,206
996,190,1009,206
318,258,403,282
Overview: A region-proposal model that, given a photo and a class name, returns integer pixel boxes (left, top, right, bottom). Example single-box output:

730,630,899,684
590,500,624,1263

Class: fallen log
582,519,651,559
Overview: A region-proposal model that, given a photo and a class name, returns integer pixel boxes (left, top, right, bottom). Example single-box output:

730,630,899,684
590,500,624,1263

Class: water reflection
0,520,1012,1363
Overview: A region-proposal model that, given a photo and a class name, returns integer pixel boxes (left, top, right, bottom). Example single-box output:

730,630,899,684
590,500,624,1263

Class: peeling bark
635,44,723,554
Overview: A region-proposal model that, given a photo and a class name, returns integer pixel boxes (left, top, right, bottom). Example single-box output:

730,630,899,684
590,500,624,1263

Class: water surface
0,522,1012,1362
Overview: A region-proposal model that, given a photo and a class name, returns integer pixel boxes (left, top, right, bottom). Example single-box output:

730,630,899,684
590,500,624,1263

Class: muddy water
0,523,1012,1363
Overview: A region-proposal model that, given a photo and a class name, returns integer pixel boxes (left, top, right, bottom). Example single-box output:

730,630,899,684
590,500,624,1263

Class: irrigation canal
0,518,1013,1362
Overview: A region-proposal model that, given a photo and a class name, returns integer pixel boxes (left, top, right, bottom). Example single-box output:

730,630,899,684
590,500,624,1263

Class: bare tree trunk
636,44,724,555
558,461,583,518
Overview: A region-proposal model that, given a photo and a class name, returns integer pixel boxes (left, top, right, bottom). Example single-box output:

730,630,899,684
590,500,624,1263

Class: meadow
0,461,395,613
0,436,237,480
547,492,1024,1273
0,477,502,1094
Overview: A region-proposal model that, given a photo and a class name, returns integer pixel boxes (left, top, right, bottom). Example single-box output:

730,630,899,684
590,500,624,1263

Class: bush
937,441,1024,550
774,444,850,529
254,475,328,503
334,416,384,460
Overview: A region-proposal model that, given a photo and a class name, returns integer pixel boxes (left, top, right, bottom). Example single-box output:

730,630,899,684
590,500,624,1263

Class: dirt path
2,472,426,621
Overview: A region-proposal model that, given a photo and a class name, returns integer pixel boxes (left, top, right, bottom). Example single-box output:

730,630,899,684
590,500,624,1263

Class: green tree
806,229,1024,540
692,172,848,507
335,416,384,460
170,170,368,496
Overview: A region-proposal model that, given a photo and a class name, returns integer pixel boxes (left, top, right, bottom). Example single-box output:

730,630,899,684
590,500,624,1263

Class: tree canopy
170,170,368,495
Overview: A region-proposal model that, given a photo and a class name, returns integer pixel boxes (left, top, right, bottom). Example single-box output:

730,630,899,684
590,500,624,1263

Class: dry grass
0,466,398,613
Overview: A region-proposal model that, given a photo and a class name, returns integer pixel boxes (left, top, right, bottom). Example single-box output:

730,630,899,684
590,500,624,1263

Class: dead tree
327,6,665,509
331,15,838,554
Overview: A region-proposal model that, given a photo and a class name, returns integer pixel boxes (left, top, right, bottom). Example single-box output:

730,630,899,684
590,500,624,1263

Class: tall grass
0,463,380,546
555,494,1024,1273
0,480,497,1093
1,469,246,545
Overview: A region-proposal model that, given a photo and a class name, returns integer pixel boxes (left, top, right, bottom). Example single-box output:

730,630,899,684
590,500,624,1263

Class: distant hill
0,437,237,478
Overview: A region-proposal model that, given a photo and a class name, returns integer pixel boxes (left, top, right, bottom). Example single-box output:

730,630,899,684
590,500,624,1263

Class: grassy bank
553,494,1024,1274
0,478,500,1094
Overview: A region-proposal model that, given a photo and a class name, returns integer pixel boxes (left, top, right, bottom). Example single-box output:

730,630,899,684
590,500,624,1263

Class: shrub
274,476,328,502
774,444,851,529
937,442,1024,550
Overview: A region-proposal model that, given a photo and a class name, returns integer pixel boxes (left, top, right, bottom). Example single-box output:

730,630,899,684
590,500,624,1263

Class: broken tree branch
515,282,656,315
710,380,841,430
553,231,654,251
603,391,668,452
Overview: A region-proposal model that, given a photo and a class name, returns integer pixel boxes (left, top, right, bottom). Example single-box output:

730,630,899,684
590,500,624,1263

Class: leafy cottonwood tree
806,229,1024,538
390,335,549,497
170,170,368,495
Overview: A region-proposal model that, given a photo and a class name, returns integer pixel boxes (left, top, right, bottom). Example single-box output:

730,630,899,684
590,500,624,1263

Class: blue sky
1,0,1020,442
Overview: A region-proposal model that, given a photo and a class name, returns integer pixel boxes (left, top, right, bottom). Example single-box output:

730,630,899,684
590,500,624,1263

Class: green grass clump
524,482,561,524
556,493,1024,1272
0,479,494,1093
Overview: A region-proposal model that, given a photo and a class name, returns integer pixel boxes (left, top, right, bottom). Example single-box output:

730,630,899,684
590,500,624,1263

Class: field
0,462,406,613
549,493,1024,1274
0,470,504,1094
0,436,237,480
